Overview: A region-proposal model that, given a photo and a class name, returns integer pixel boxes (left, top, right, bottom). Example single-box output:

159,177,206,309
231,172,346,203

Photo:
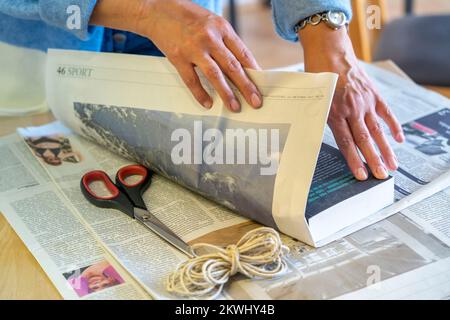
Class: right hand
134,0,263,112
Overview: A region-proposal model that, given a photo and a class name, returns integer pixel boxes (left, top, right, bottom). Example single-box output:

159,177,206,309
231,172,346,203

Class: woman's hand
91,0,262,112
300,24,405,180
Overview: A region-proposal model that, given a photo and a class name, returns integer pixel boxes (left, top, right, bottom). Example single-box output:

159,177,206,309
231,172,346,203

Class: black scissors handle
81,165,194,257
80,165,152,218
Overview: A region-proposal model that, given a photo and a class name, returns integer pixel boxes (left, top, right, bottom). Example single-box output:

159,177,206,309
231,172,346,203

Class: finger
223,31,261,70
211,44,262,109
376,96,404,143
349,118,389,179
329,118,368,181
366,114,398,171
198,56,240,112
175,62,212,109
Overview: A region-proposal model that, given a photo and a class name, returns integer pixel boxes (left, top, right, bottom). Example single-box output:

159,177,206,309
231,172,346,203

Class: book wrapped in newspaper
45,49,395,247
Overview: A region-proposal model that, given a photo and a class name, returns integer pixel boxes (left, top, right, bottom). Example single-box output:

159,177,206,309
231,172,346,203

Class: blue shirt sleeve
0,0,98,40
271,0,353,42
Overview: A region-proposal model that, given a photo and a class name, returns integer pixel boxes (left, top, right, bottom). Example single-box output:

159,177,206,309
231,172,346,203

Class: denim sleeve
271,0,353,42
0,0,98,40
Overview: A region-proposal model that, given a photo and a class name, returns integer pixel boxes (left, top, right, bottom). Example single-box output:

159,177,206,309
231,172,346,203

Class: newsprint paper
44,49,345,246
0,55,449,299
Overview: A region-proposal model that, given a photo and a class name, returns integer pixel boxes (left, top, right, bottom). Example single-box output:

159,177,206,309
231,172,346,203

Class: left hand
299,24,405,180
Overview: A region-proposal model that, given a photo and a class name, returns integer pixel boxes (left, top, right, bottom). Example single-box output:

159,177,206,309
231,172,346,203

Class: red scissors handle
80,165,152,218
80,165,193,257
116,165,149,188
82,170,119,200
115,165,151,210
81,169,134,218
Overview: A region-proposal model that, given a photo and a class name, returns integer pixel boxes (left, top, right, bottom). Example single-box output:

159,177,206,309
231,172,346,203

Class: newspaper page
3,56,448,299
288,62,450,199
226,213,450,299
224,63,450,299
13,117,450,301
279,61,450,196
45,49,342,246
0,134,151,300
363,65,450,247
277,62,450,247
14,122,258,299
337,64,450,247
42,51,449,298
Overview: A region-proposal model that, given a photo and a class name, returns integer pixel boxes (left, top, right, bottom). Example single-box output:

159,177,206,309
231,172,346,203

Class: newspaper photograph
73,102,290,227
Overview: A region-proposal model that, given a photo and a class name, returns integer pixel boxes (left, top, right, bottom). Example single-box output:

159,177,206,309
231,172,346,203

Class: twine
166,227,290,299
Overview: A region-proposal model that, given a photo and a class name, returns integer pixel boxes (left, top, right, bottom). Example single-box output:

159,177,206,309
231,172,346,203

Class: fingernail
396,132,405,142
375,165,389,179
230,99,241,112
251,93,262,108
203,100,212,109
356,168,368,180
389,156,398,170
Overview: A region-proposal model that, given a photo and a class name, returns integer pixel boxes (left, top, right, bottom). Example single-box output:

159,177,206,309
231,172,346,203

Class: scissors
80,164,194,258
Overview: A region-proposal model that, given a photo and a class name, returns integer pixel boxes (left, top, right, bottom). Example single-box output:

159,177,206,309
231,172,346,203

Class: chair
229,0,239,34
349,0,450,88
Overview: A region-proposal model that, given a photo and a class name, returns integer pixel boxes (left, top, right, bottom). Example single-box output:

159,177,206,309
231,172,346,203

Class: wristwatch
294,11,348,33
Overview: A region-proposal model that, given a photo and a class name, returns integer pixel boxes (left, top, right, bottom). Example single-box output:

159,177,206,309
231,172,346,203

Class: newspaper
2,123,263,299
1,55,449,300
347,64,450,248
223,63,450,299
284,61,450,200
44,50,450,247
44,49,358,246
279,62,450,247
0,134,151,300
227,214,450,299
2,118,449,300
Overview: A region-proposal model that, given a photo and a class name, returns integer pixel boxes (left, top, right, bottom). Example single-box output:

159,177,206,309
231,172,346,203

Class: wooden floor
228,0,450,69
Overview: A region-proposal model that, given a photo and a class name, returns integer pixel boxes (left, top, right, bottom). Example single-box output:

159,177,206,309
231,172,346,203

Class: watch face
327,11,347,28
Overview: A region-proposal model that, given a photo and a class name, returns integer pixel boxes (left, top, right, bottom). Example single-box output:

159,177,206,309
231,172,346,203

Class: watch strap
294,11,348,33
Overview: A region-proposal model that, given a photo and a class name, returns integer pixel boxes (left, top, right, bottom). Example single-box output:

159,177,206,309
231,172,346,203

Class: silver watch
294,11,348,33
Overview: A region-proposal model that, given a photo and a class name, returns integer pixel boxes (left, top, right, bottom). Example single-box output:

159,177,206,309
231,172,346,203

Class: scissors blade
133,207,194,258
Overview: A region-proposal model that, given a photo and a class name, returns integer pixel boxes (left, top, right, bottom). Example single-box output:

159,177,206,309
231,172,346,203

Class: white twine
166,227,290,299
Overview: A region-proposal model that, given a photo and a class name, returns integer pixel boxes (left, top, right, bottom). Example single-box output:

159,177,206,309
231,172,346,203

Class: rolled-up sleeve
271,0,353,42
0,0,98,40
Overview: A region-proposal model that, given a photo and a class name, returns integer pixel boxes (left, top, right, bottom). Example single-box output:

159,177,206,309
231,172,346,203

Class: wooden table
1,86,449,300
0,112,61,299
